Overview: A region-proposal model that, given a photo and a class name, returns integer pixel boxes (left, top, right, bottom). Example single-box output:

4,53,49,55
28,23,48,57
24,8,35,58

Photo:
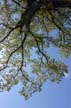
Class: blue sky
0,46,71,108
0,75,71,108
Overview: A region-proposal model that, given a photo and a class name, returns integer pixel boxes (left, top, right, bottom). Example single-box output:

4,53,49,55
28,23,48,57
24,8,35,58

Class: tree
0,0,71,99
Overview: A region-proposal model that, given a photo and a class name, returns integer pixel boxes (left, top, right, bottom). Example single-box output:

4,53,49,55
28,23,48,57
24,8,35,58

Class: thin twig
0,26,19,43
12,0,26,9
0,23,12,29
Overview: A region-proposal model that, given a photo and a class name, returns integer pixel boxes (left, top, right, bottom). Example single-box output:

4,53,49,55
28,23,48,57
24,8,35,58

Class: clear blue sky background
0,46,71,108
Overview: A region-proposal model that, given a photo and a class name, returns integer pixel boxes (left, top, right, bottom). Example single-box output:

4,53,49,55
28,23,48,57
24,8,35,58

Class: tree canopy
0,0,71,99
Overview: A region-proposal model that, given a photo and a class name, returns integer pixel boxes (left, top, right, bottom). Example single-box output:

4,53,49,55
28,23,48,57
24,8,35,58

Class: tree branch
29,31,49,63
0,33,27,72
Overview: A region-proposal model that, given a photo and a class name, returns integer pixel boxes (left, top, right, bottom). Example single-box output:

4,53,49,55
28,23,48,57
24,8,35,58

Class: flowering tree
0,0,71,99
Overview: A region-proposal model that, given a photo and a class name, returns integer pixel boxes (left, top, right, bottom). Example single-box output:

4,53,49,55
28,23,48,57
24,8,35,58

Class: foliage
0,0,71,99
